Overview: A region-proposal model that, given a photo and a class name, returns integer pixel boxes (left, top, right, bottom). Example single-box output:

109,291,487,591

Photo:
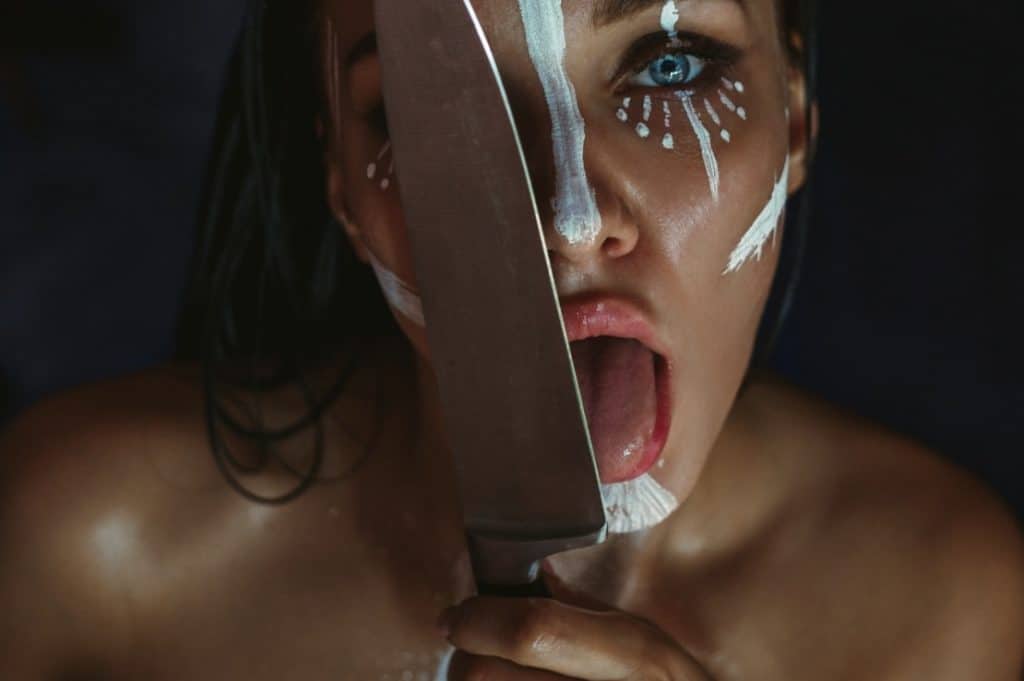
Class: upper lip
559,293,668,358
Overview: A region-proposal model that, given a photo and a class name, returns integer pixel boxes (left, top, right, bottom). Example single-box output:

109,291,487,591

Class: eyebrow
591,0,740,28
345,32,377,69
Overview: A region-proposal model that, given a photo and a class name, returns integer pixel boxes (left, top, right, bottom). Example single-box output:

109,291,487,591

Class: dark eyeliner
614,32,741,90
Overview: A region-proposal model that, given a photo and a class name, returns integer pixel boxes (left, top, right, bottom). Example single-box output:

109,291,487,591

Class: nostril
602,236,631,258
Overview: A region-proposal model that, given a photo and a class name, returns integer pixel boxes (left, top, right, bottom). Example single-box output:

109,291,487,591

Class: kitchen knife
374,0,607,596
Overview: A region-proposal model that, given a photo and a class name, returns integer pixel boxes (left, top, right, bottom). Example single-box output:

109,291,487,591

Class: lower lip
602,353,673,484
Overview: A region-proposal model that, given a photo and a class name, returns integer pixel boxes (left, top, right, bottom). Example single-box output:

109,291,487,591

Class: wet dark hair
176,0,819,504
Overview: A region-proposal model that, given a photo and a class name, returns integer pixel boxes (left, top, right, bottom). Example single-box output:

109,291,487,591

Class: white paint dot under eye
636,122,650,138
721,129,731,143
663,101,672,127
623,96,632,108
737,107,748,120
617,108,628,122
367,163,377,180
381,178,391,190
643,95,653,122
718,90,737,113
721,77,734,91
734,80,746,93
662,133,675,149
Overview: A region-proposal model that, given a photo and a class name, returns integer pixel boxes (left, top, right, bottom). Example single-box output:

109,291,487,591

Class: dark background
1,2,1021,517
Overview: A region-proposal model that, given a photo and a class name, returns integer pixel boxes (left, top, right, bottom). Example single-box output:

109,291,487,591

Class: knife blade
374,0,607,594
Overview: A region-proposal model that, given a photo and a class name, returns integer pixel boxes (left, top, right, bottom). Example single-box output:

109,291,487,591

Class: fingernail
435,607,457,638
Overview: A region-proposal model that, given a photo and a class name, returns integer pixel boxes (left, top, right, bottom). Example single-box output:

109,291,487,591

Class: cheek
613,77,750,213
609,75,787,280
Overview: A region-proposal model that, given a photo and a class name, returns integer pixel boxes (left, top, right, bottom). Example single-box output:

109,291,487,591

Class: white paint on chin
723,157,791,275
601,473,680,534
516,0,602,245
367,251,426,327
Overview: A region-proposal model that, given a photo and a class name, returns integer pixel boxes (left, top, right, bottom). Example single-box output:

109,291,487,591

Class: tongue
570,337,657,484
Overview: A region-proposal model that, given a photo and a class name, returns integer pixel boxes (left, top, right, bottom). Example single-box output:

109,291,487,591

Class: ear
323,136,371,265
784,43,819,195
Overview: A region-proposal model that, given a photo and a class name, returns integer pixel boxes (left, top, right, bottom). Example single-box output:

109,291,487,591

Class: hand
436,593,713,680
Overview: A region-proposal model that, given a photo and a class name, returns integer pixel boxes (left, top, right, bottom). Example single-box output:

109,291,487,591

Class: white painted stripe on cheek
703,98,721,127
367,251,426,327
677,91,720,202
723,157,791,275
517,0,602,245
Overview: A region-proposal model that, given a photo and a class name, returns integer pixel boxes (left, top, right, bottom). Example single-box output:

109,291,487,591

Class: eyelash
367,33,741,131
615,32,741,94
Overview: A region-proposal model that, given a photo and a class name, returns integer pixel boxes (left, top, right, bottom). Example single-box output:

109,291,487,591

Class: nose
544,189,639,266
541,143,640,267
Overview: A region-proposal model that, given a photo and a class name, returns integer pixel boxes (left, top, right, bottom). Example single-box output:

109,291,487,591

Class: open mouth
569,336,672,484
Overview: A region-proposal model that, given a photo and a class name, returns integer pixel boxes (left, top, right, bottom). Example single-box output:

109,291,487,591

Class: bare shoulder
0,364,231,676
742,375,1024,679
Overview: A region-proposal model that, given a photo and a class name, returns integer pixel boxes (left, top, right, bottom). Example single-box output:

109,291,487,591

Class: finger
447,651,577,681
443,596,671,680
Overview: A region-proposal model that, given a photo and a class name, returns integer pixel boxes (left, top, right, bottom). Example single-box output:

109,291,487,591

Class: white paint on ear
367,251,426,327
677,91,720,202
517,0,602,245
601,473,680,534
724,157,790,275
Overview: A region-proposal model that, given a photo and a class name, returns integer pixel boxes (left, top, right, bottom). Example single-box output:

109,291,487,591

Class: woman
2,0,1022,678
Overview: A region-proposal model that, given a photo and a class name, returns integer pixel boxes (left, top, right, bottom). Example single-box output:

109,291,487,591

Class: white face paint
723,157,791,274
660,0,681,41
367,141,396,192
677,91,720,202
609,3,752,203
367,251,426,327
601,473,680,534
517,0,602,245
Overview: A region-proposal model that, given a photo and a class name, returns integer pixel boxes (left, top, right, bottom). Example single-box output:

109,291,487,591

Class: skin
2,1,1023,679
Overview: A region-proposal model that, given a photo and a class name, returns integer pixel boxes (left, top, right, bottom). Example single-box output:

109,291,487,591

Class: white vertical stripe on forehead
677,91,720,202
723,157,790,275
517,0,602,245
660,0,680,39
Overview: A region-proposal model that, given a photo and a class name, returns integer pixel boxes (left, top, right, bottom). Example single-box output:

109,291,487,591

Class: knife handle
476,577,552,599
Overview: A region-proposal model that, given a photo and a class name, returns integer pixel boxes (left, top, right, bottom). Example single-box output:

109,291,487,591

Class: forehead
327,0,774,54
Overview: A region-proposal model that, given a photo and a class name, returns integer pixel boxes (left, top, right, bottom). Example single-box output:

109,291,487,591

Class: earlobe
324,161,371,265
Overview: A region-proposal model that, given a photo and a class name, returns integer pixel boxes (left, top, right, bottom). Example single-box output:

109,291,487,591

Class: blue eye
628,52,706,88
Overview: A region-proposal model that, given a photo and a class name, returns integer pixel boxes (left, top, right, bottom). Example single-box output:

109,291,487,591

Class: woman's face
322,0,809,516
